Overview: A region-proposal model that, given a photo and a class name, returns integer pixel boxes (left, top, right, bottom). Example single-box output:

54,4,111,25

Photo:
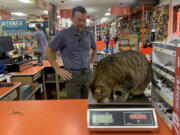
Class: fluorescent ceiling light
101,17,108,20
44,10,48,14
11,12,27,16
18,0,32,3
105,12,110,16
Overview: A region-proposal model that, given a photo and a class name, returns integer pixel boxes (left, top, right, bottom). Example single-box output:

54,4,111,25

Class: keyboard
0,82,14,88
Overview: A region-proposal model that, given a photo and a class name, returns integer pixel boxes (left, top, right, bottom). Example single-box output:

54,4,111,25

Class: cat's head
88,84,111,103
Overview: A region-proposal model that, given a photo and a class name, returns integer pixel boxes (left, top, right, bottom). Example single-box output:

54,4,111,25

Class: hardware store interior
0,0,180,135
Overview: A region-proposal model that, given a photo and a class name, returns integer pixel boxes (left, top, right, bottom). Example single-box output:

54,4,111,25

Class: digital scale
87,95,159,131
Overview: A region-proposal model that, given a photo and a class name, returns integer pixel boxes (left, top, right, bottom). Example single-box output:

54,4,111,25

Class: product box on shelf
172,47,180,135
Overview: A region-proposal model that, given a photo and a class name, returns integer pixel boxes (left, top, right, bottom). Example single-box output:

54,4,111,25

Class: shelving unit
43,66,66,99
152,41,178,131
152,4,170,41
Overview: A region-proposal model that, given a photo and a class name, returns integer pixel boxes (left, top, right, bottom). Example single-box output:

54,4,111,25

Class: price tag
163,49,167,53
159,69,162,74
161,71,165,76
157,47,160,51
169,75,172,81
162,95,167,101
169,100,173,106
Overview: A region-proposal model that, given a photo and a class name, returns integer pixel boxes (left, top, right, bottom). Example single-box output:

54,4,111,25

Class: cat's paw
118,96,128,103
128,94,134,99
118,93,129,103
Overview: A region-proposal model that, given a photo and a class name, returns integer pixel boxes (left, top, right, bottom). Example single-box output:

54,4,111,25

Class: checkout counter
0,100,172,135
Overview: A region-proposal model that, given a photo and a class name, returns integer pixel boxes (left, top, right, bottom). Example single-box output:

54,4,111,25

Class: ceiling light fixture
101,17,108,20
44,10,48,14
11,12,27,16
18,0,32,3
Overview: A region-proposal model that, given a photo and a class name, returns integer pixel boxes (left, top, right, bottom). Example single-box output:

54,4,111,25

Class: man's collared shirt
48,26,96,70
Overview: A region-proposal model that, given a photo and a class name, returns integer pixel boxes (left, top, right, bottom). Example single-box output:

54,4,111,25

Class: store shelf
153,42,176,56
152,61,175,73
153,102,172,130
25,84,43,100
153,85,173,107
45,81,56,83
152,63,175,83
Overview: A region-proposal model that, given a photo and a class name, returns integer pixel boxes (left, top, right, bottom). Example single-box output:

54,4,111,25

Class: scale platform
87,94,159,131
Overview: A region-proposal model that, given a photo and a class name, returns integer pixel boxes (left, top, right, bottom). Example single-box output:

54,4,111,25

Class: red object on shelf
172,47,180,135
100,23,106,27
139,47,152,62
96,41,104,50
109,39,115,48
60,9,72,18
110,6,130,16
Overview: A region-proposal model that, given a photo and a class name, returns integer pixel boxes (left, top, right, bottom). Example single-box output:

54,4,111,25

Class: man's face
71,11,87,33
35,26,38,31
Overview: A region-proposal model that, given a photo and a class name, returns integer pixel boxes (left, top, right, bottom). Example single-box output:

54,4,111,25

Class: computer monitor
0,37,14,53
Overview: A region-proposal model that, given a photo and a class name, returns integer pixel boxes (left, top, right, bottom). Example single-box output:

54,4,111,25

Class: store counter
0,100,172,135
10,60,63,100
0,82,22,101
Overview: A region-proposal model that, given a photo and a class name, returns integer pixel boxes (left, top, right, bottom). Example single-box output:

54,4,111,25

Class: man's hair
35,23,41,29
72,5,87,17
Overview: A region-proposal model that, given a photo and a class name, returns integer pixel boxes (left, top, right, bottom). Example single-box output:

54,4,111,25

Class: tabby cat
88,50,153,103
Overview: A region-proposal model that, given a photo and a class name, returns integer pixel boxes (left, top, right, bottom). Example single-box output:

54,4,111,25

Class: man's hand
56,68,72,81
90,63,94,71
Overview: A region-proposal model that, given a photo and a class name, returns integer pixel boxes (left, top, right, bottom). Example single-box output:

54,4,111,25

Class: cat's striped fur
88,50,153,103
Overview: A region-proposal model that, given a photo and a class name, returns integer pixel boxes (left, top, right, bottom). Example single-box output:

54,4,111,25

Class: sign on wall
0,10,11,20
172,0,180,6
60,9,72,18
110,6,130,16
0,20,27,31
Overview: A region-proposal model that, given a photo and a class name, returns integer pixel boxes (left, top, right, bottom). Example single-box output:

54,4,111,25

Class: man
33,23,47,60
45,6,97,99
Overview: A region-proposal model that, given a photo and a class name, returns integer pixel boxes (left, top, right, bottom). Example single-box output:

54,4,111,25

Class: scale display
88,108,158,131
92,114,113,124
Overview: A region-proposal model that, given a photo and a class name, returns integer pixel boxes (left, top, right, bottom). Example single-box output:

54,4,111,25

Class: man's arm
44,44,72,80
90,49,97,70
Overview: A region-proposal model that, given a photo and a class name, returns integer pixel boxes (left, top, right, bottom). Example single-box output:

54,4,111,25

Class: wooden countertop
0,82,21,99
0,100,173,135
11,60,63,76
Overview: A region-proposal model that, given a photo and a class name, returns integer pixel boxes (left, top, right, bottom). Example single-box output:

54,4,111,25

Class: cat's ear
86,83,95,92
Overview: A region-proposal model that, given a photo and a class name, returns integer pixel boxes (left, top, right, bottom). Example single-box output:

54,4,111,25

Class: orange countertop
0,100,172,135
13,60,63,75
0,82,21,99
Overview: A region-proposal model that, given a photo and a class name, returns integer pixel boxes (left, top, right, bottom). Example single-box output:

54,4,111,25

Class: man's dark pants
65,69,92,99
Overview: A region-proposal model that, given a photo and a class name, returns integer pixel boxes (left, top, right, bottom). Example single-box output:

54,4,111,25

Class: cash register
0,37,32,72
